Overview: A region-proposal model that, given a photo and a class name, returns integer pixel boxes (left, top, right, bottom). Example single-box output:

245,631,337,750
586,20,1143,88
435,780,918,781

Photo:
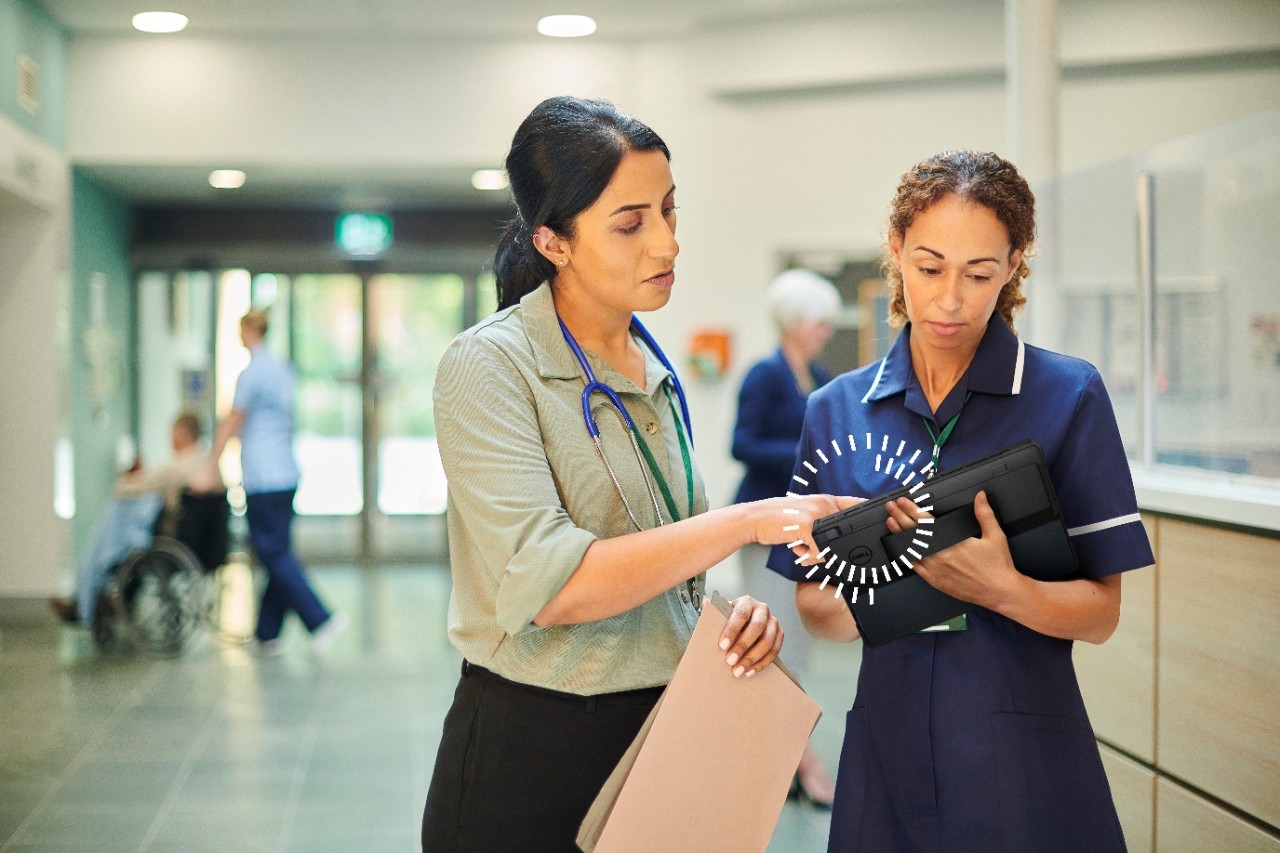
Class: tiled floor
0,562,859,853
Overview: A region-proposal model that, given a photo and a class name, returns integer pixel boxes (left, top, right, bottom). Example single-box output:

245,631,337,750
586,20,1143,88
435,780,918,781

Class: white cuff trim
1067,513,1143,537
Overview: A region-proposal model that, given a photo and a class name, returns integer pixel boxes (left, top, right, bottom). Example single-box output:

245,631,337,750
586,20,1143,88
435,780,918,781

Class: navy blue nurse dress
770,317,1154,852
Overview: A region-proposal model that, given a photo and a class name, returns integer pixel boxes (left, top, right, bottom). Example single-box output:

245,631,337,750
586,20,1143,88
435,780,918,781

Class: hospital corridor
2,0,1279,851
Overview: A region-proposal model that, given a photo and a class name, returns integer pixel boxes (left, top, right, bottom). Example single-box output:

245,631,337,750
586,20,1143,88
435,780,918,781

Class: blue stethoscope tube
557,316,693,445
557,315,693,532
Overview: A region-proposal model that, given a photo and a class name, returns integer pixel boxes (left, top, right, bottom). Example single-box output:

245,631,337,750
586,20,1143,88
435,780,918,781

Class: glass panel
1028,159,1141,459
138,270,217,465
1146,110,1280,478
252,272,292,363
215,270,252,501
291,274,364,515
371,273,464,515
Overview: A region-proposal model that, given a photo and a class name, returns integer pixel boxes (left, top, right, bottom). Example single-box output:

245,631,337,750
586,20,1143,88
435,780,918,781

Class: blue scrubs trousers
245,489,330,641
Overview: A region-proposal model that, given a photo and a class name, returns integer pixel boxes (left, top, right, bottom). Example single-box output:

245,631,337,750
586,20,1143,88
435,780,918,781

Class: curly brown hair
880,150,1036,330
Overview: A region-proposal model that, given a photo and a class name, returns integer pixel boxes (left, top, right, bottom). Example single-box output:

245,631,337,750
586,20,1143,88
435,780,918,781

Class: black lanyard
922,391,972,478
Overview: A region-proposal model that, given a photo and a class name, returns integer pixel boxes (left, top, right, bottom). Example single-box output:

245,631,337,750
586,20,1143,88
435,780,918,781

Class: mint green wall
0,0,67,149
70,168,134,560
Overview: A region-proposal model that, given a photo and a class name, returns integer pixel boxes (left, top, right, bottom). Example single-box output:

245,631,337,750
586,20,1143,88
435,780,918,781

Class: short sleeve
1051,371,1154,579
434,334,598,636
231,362,256,413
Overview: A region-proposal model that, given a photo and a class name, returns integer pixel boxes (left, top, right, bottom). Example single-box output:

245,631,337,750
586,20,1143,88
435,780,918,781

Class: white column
1005,0,1060,183
0,116,71,596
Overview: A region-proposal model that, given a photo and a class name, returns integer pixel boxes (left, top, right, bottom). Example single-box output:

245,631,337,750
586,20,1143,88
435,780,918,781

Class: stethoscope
557,315,694,533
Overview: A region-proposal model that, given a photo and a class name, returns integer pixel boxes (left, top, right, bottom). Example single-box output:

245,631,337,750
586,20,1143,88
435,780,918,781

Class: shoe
248,637,283,657
50,597,79,624
789,772,834,810
310,612,349,656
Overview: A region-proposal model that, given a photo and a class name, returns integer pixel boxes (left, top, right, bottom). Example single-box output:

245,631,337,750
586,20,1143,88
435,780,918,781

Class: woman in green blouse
420,96,851,852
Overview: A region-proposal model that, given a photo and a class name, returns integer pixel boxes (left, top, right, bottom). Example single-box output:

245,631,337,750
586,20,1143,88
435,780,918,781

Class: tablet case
809,440,1077,646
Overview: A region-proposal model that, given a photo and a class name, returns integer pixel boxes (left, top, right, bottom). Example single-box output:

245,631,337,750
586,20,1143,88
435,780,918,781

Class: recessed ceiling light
132,11,189,33
209,169,246,189
471,169,509,191
537,14,597,38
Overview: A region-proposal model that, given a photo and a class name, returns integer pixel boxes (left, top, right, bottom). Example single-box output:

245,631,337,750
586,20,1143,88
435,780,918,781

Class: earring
559,260,566,266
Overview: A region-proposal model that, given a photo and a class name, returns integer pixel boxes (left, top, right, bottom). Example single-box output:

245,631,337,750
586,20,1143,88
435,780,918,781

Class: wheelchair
92,490,230,654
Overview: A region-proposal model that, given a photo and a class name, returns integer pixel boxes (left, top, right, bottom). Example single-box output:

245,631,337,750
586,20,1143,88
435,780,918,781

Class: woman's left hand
717,595,783,678
886,491,1023,610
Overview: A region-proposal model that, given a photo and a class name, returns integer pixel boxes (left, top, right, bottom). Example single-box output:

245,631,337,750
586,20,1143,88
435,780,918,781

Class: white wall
0,114,70,596
64,0,1280,513
634,0,1280,507
68,36,641,169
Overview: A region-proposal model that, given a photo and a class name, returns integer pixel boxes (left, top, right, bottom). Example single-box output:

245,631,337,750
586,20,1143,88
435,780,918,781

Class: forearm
114,468,168,497
796,581,860,643
211,410,244,460
534,504,754,626
992,573,1121,645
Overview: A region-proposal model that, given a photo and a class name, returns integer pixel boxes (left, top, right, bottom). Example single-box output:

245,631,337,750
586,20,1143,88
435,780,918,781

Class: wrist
736,502,760,547
991,570,1036,621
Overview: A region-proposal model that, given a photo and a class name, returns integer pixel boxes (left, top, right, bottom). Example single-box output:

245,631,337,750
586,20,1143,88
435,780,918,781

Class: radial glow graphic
783,432,935,604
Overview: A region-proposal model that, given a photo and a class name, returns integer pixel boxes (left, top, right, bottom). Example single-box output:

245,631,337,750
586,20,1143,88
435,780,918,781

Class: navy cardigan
731,349,831,505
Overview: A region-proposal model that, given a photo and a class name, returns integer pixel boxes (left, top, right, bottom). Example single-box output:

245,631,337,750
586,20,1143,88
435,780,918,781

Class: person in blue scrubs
779,150,1154,852
213,310,347,655
732,267,840,806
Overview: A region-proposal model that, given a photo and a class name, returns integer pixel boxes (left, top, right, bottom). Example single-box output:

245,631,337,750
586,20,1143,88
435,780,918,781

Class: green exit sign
336,212,393,256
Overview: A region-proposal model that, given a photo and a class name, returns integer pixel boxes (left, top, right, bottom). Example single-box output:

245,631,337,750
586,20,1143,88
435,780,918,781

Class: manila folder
577,593,821,853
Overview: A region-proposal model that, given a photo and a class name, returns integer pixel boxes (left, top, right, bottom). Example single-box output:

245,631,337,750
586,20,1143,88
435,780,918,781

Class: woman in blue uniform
780,150,1154,852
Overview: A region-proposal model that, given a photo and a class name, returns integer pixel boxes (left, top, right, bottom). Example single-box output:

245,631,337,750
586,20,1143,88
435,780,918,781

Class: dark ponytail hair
494,96,670,310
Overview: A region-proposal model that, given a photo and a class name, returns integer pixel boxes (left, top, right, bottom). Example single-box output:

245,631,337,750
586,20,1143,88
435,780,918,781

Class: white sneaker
310,612,349,656
248,637,283,657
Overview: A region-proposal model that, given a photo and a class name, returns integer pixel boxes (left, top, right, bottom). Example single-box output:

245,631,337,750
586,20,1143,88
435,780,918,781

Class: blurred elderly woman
731,267,842,806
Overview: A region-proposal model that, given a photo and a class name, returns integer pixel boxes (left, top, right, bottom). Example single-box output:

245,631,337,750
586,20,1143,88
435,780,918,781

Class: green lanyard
922,391,972,478
629,383,695,523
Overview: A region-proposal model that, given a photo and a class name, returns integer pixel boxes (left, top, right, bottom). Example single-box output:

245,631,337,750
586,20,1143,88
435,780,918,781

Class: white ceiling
43,0,895,40
45,0,955,209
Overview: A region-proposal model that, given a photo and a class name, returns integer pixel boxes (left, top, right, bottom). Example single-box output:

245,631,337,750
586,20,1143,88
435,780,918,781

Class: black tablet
807,439,1077,646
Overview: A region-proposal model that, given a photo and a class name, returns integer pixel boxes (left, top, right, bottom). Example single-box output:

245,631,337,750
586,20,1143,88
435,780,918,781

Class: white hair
768,268,841,332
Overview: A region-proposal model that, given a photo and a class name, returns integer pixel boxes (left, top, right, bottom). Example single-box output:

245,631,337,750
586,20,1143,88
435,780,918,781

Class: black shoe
50,597,79,623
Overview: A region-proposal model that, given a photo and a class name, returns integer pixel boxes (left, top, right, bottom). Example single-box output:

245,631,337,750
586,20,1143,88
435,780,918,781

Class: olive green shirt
433,283,709,695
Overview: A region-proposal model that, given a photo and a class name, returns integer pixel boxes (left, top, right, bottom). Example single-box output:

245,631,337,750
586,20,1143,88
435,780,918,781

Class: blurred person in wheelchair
51,413,224,626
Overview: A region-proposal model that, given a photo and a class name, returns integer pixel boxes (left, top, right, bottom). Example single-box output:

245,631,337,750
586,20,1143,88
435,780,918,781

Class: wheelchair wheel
114,538,205,654
91,591,126,653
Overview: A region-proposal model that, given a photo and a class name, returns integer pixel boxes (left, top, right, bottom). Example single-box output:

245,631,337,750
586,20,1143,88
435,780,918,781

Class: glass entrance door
180,268,482,561
366,273,465,557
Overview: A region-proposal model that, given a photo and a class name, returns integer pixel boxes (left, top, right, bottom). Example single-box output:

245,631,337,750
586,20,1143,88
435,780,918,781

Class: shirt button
645,421,658,436
679,589,690,604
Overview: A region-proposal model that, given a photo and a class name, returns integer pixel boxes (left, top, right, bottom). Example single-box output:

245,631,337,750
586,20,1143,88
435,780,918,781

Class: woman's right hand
745,494,862,566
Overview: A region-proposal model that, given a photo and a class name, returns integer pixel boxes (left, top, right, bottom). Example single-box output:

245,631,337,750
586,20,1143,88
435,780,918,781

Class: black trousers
421,661,663,853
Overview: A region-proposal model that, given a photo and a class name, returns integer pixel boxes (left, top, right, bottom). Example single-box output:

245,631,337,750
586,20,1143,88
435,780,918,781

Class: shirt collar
519,282,673,396
861,313,1026,420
